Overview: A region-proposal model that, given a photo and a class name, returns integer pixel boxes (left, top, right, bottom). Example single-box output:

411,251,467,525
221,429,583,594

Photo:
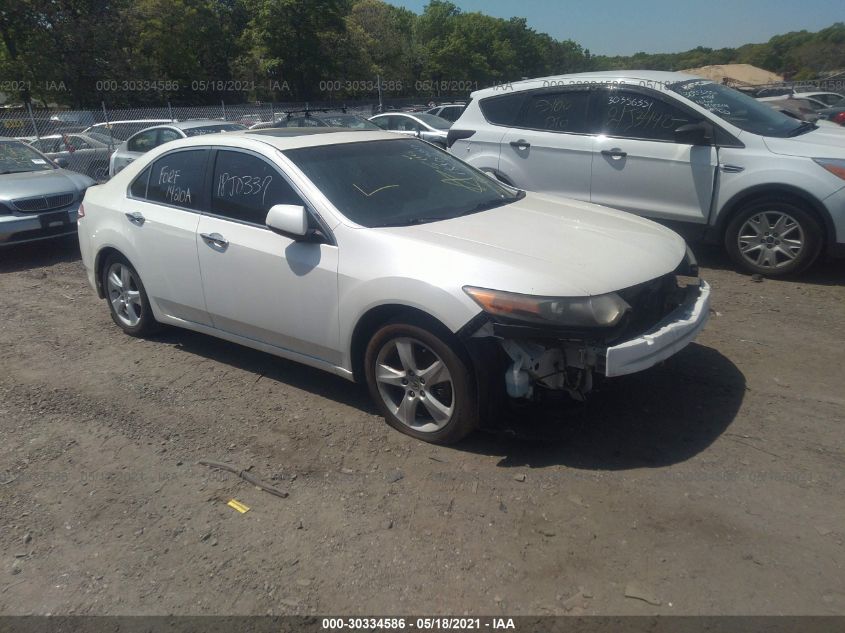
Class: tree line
0,0,843,107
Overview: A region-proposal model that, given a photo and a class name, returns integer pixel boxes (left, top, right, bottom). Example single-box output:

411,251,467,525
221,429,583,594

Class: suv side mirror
674,121,713,146
265,204,328,243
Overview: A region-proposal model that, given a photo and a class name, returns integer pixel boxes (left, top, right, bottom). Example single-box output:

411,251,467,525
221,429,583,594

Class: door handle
200,232,229,250
509,139,530,150
125,211,145,225
601,149,627,159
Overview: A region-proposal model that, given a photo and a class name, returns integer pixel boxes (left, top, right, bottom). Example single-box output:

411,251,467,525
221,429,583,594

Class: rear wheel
102,254,159,336
364,321,478,444
725,201,822,276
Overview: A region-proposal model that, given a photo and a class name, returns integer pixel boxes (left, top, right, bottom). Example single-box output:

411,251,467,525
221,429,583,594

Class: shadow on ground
458,342,745,470
0,235,80,273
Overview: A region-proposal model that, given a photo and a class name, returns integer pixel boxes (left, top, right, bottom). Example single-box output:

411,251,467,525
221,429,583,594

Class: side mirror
674,121,713,146
54,157,69,168
266,204,308,238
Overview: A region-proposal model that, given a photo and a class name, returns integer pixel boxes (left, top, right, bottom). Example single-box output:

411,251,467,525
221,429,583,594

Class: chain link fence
0,96,440,183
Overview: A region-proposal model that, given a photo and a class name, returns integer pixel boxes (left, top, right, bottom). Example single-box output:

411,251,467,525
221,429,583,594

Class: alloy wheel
106,262,143,327
737,211,805,270
374,336,455,433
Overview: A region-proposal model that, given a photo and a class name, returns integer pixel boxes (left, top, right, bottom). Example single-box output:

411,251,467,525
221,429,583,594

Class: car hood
0,169,93,201
380,192,687,297
763,126,845,159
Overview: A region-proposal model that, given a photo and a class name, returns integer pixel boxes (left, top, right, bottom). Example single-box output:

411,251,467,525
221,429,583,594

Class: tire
364,320,478,444
101,253,159,336
725,200,822,277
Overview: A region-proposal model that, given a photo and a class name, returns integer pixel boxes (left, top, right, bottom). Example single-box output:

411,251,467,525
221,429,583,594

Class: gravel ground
0,237,843,616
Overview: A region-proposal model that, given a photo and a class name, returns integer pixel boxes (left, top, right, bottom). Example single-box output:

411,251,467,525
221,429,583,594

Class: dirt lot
1,237,843,616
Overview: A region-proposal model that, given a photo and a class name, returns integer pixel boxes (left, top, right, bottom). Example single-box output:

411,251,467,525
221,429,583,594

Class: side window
517,90,590,133
597,90,695,142
479,93,528,126
64,136,91,151
146,150,208,210
130,166,151,198
395,117,418,132
34,139,60,153
128,129,159,153
157,129,182,145
371,116,391,130
211,150,304,226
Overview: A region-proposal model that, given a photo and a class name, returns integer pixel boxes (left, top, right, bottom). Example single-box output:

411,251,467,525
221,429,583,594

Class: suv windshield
670,79,809,138
184,123,246,136
285,138,522,227
0,140,54,173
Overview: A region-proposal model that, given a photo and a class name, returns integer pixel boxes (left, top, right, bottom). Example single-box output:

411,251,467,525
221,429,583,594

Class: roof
88,119,171,127
680,64,783,86
168,119,242,130
470,70,700,98
169,128,400,152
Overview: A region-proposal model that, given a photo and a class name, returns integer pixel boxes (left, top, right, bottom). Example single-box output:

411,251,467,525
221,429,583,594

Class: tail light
833,112,845,125
77,203,85,218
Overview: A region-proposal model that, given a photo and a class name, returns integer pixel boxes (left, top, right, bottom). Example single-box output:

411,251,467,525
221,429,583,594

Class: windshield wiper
787,121,817,137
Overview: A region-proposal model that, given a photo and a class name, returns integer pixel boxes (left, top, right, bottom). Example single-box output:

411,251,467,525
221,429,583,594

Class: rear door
499,87,593,200
589,87,717,223
122,148,211,325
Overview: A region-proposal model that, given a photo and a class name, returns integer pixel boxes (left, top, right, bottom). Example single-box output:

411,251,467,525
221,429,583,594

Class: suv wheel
725,201,822,276
102,254,159,336
364,321,478,444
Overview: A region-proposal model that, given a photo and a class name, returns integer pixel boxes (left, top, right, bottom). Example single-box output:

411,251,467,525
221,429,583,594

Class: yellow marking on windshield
353,183,400,197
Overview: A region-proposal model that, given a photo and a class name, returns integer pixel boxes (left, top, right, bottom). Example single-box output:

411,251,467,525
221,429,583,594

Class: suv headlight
813,158,845,181
463,286,631,328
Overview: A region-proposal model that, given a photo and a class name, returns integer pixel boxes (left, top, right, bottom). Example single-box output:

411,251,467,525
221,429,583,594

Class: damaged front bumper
604,280,710,377
464,279,711,400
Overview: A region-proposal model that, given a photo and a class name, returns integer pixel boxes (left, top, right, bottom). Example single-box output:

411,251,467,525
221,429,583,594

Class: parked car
84,119,173,142
78,129,709,444
48,110,97,132
425,103,467,122
761,98,823,122
109,120,246,176
369,112,451,147
817,102,845,126
250,111,379,130
792,91,845,108
26,133,113,181
448,70,845,276
0,138,94,245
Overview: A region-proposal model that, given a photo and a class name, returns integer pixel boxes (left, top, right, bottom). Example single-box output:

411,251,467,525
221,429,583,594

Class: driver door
589,88,717,224
196,148,341,364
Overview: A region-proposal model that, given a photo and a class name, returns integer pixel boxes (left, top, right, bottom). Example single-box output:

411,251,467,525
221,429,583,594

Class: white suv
448,71,845,276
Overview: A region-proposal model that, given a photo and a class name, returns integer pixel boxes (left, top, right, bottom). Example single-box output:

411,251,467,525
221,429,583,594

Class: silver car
0,138,94,245
109,120,246,176
368,112,451,147
27,133,113,181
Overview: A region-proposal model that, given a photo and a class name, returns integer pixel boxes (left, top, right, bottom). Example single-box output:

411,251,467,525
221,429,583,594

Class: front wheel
725,201,822,276
364,322,478,444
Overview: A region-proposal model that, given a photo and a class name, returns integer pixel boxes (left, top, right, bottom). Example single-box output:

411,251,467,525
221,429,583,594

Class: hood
763,126,845,159
0,168,93,201
380,192,687,297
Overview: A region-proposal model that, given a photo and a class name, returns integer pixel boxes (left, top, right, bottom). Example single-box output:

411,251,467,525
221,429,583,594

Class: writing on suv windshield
285,138,521,227
669,79,808,138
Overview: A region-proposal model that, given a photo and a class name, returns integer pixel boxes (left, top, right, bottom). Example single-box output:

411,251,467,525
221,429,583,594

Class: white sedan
78,129,709,444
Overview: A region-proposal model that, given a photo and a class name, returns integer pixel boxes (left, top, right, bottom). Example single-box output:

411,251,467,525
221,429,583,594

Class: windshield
319,114,380,129
184,123,246,136
285,138,521,228
670,80,808,138
0,140,54,173
413,113,451,130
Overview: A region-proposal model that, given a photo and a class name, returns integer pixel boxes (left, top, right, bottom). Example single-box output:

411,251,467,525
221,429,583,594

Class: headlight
463,286,631,328
813,158,845,181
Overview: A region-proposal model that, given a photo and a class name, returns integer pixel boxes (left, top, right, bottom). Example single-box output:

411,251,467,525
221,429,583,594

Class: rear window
518,90,590,133
146,150,208,210
479,93,528,126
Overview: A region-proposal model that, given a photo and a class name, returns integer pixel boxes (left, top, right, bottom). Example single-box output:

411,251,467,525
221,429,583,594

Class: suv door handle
601,149,627,159
200,232,229,250
125,211,145,225
509,139,530,150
